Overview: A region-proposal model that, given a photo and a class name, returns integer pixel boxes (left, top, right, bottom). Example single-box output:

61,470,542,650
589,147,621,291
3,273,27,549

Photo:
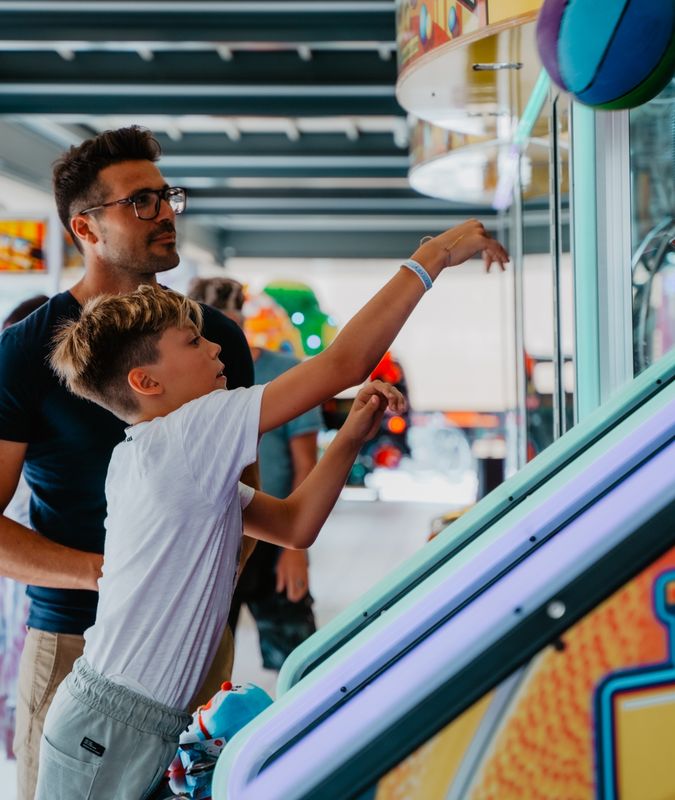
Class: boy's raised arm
258,219,508,435
244,381,404,549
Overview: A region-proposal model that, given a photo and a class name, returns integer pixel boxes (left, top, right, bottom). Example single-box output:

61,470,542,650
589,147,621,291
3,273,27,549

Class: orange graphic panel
374,546,675,800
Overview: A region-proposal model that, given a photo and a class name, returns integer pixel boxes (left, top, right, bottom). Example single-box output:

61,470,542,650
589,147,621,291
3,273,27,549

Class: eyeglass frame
76,186,187,220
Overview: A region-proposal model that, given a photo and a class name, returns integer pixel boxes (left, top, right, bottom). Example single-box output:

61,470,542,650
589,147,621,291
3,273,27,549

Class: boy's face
80,160,180,275
145,325,227,410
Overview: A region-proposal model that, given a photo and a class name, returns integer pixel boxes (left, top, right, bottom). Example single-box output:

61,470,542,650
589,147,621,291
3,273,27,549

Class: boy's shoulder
179,386,264,419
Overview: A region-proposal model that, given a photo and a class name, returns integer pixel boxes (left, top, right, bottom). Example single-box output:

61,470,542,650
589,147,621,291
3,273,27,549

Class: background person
189,277,321,672
0,296,48,761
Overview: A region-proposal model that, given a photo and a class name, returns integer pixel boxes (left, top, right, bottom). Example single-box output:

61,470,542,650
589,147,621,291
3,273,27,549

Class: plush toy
168,681,272,798
536,0,675,109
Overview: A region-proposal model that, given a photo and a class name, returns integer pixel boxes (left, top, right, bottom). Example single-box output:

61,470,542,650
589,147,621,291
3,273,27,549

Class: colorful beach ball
536,0,675,110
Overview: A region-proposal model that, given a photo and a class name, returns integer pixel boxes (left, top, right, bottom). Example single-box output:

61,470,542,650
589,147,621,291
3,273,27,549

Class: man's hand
340,380,407,444
411,219,510,275
276,549,310,602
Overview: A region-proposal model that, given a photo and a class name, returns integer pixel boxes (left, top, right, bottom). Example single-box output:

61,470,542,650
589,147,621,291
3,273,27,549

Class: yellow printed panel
376,692,494,800
487,0,543,25
374,547,675,800
467,556,670,799
614,685,675,800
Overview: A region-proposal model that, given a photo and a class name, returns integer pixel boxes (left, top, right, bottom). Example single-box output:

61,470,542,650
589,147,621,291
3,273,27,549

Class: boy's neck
128,402,179,426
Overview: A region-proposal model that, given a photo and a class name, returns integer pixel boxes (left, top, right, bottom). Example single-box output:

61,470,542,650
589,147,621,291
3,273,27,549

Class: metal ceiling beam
184,189,461,216
0,2,396,43
211,215,554,260
0,119,66,190
0,85,400,116
155,132,406,157
0,50,397,85
0,120,411,181
216,225,471,260
160,157,409,179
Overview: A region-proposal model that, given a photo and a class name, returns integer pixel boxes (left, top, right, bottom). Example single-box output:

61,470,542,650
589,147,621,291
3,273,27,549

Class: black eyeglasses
77,187,187,220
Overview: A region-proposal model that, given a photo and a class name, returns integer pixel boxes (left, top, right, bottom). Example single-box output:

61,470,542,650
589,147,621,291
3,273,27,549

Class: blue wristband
401,259,433,291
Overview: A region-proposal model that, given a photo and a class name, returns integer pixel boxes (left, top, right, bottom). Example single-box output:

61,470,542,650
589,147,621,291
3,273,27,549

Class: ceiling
0,1,515,260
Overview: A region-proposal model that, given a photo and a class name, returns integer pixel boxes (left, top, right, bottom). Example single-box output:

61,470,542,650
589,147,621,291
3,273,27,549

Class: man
0,126,254,799
188,277,321,672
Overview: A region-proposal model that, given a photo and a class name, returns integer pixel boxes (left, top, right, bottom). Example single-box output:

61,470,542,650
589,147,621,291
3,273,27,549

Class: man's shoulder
0,291,77,360
199,302,254,389
200,303,242,341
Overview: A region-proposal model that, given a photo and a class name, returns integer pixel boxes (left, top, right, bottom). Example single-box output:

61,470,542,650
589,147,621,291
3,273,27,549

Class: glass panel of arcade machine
631,80,675,377
515,90,574,466
365,544,675,800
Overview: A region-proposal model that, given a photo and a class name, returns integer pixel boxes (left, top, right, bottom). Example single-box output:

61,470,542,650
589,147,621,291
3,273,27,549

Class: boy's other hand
276,549,310,601
342,380,407,444
411,219,510,275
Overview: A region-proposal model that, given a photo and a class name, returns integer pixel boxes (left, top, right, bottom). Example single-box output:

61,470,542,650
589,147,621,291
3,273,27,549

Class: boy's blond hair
50,284,203,420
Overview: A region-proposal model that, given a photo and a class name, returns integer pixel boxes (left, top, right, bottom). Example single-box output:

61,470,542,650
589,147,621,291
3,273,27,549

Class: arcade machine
207,2,673,797
211,351,673,800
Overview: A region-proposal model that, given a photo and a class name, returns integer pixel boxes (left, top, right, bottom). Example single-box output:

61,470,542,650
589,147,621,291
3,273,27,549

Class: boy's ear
70,214,98,246
128,367,163,397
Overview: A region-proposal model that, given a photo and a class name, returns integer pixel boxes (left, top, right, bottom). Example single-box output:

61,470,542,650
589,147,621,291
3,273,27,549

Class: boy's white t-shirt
84,385,265,709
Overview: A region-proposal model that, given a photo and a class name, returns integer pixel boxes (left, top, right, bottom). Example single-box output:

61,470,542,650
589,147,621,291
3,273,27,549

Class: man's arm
244,382,404,550
276,431,318,601
259,220,508,434
0,439,101,589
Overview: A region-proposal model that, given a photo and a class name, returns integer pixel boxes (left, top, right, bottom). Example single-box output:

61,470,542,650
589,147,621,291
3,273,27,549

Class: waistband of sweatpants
66,656,192,739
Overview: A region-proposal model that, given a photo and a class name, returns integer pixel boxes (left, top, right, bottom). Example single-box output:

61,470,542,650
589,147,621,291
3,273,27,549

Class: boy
38,222,508,799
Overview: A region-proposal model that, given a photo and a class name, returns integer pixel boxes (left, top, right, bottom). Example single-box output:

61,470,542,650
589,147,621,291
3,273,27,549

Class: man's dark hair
52,126,162,252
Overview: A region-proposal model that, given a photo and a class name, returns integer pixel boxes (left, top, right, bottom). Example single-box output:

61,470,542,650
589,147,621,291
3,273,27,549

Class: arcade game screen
365,544,675,800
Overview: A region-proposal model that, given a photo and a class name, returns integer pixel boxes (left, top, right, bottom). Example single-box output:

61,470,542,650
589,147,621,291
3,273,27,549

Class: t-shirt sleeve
0,326,39,442
181,386,265,503
200,305,254,390
286,402,323,440
238,482,255,510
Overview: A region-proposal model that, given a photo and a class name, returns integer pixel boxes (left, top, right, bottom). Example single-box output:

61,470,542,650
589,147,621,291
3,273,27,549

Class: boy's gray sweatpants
35,656,192,800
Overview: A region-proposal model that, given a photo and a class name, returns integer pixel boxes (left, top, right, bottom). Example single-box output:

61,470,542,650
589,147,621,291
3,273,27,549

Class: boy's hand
275,549,310,601
411,219,510,276
341,380,407,444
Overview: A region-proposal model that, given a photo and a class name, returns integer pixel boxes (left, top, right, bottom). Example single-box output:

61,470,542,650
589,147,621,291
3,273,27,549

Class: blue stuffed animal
168,681,272,798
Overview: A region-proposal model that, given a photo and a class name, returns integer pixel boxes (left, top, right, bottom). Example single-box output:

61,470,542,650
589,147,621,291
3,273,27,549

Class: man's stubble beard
105,242,180,276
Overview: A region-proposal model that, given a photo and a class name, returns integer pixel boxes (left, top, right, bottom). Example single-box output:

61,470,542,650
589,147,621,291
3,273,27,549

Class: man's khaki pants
14,629,85,800
14,626,235,800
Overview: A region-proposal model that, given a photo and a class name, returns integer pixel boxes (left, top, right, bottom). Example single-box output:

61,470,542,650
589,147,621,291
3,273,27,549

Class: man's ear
128,368,163,397
70,215,98,247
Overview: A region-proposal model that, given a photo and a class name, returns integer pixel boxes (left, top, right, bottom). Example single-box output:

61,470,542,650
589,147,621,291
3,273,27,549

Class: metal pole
512,154,527,469
549,91,565,439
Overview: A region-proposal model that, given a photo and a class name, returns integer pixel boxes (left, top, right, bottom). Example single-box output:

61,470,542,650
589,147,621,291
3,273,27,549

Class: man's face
149,325,227,410
83,160,180,275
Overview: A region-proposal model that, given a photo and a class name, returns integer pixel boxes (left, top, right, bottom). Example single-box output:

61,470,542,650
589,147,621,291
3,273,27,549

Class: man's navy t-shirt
0,290,254,634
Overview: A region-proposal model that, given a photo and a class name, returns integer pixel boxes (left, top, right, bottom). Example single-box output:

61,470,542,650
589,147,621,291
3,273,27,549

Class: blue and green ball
536,0,675,110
